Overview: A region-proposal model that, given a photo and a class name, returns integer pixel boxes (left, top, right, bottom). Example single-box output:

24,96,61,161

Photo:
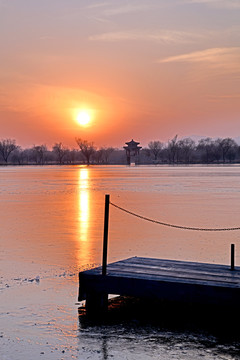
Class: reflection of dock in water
78,256,240,316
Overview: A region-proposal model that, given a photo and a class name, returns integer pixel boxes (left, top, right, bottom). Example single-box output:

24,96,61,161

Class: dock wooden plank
107,263,240,280
84,267,239,288
106,267,240,286
107,265,240,282
91,256,238,274
78,257,240,312
123,257,239,274
85,257,240,285
116,257,240,276
108,260,240,277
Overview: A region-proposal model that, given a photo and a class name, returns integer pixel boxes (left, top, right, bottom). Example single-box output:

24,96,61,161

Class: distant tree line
143,136,239,164
0,136,240,165
0,138,119,165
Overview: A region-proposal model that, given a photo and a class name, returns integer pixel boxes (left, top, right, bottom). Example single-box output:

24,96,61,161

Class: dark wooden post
231,244,235,271
102,194,110,275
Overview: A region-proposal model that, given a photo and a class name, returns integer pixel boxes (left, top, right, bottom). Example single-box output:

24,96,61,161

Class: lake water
1,165,240,359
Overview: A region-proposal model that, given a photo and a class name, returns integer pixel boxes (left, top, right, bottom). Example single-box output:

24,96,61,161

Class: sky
1,0,240,149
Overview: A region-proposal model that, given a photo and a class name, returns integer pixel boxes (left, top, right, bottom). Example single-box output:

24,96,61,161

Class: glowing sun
76,111,91,126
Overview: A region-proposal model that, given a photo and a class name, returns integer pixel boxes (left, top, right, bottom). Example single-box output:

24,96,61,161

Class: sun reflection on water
78,168,89,242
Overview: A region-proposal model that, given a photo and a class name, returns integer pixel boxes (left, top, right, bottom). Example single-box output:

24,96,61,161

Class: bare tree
66,149,81,164
226,147,237,163
197,138,215,164
147,141,163,162
167,135,179,164
101,147,115,164
178,138,196,163
93,149,104,164
75,138,96,165
0,139,18,163
52,142,68,164
32,145,48,165
215,138,238,163
11,147,27,165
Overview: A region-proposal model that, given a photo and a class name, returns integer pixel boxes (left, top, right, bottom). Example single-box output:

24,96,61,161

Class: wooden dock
78,256,240,316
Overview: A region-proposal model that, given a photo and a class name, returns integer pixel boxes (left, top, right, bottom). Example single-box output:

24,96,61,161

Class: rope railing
110,201,240,232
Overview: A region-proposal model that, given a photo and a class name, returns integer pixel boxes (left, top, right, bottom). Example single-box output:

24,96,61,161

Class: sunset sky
1,0,240,148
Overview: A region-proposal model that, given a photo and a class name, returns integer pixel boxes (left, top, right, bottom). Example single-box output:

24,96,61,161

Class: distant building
123,139,142,165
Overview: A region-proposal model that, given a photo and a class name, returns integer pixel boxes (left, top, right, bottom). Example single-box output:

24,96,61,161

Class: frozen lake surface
1,165,240,359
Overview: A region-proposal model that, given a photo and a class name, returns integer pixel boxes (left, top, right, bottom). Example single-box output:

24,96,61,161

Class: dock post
85,292,108,318
102,194,110,275
231,244,235,271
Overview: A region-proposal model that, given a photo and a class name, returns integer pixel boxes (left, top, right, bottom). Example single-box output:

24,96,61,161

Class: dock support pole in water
231,244,235,271
102,194,110,275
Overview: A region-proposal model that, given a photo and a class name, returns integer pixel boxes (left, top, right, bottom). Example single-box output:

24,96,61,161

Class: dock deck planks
78,257,240,314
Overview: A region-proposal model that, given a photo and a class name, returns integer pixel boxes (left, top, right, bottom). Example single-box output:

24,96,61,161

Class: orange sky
1,1,240,148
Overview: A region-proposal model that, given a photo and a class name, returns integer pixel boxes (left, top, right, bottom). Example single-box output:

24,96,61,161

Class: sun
76,111,91,126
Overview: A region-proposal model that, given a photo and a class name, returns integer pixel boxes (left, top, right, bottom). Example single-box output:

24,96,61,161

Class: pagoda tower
123,139,142,165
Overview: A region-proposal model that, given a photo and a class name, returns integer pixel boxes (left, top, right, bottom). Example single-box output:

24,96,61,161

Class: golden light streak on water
78,167,89,242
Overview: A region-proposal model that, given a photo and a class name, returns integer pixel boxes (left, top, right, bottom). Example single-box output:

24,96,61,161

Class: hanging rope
110,201,240,232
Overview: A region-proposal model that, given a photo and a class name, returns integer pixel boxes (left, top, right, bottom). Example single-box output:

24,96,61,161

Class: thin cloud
159,47,240,64
89,25,240,43
185,0,240,9
87,2,111,9
102,4,155,16
85,2,156,16
89,29,205,44
85,2,153,24
206,94,240,104
86,2,173,18
208,94,240,99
